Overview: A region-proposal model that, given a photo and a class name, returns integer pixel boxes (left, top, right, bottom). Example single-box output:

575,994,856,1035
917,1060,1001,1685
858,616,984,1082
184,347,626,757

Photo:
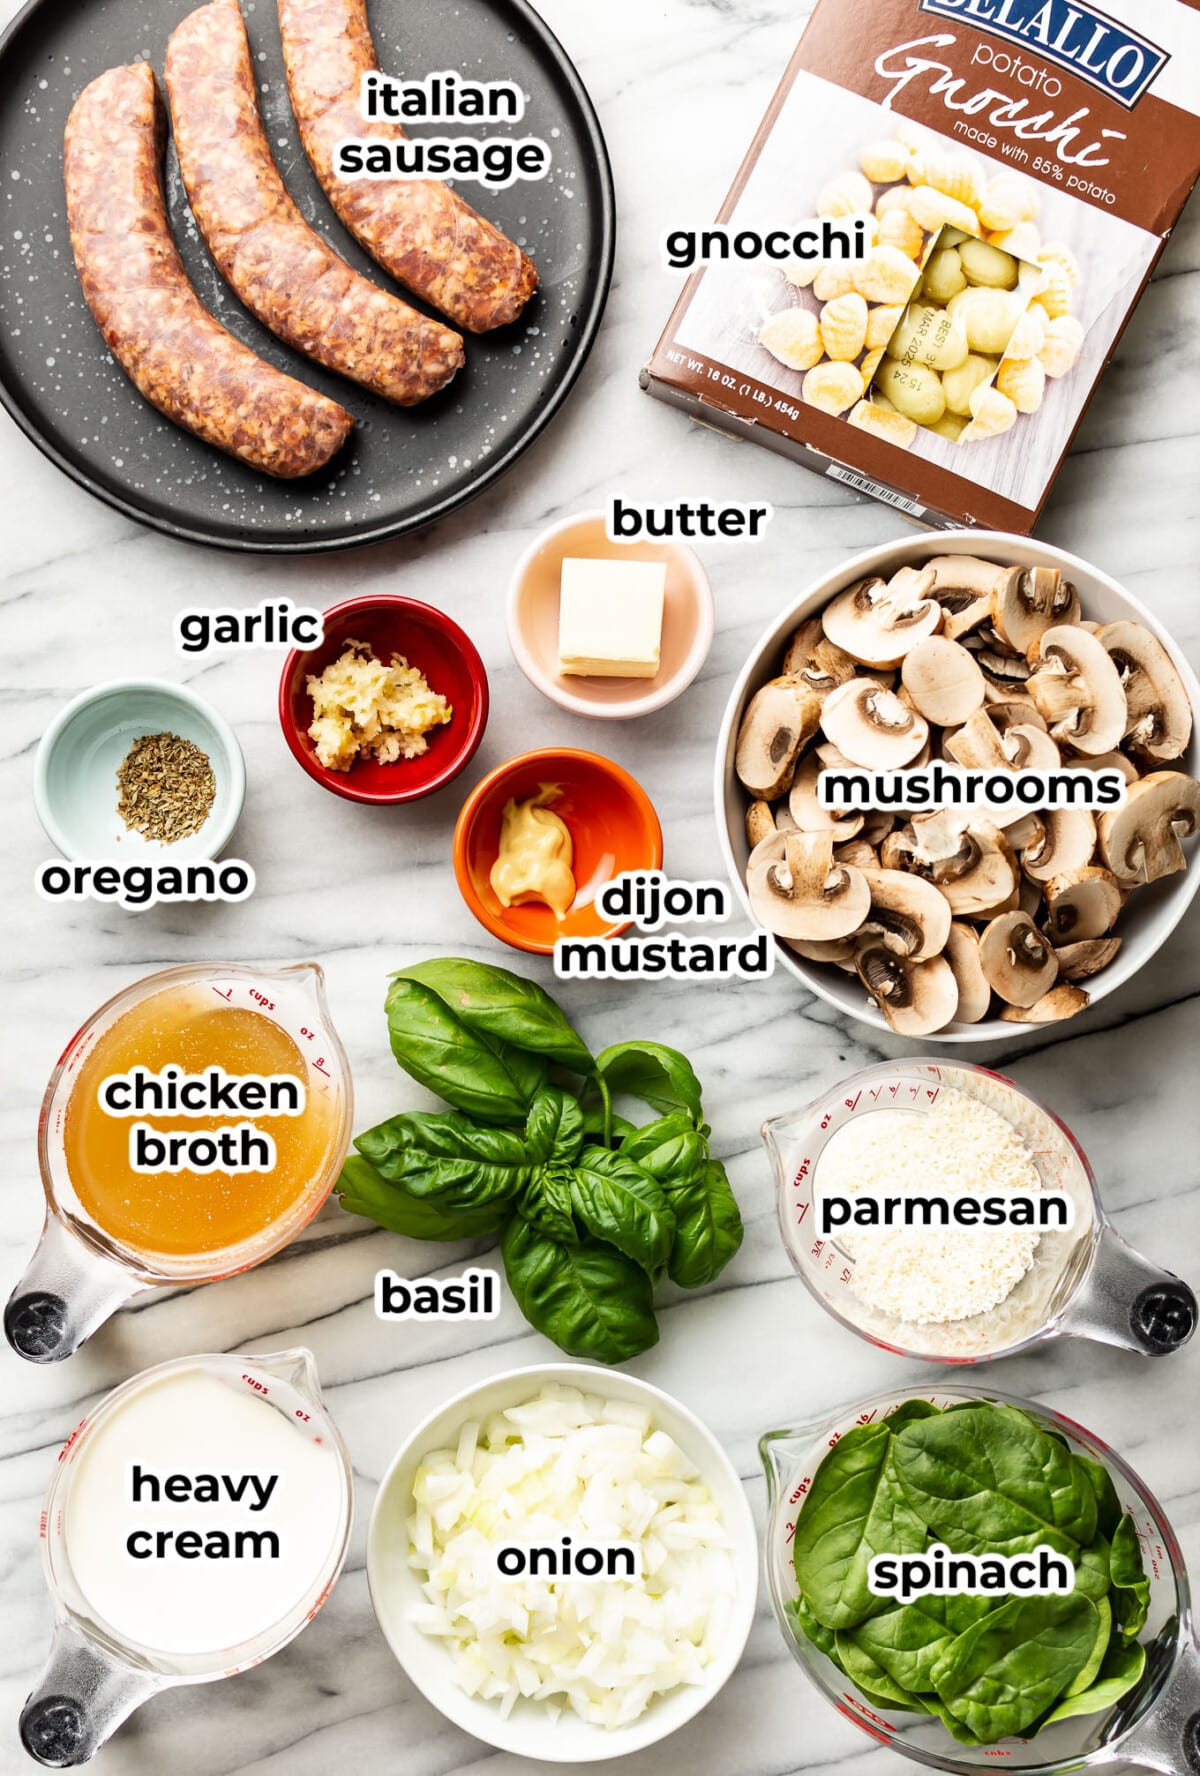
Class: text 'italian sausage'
165,0,464,407
64,62,352,479
278,0,538,333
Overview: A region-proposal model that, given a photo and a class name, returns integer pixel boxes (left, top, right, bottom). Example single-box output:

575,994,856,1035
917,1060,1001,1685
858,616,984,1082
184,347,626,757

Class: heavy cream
63,1366,346,1658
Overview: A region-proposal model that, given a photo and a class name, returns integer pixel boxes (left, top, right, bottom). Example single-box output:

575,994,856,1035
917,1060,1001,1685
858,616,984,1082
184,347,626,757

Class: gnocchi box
641,0,1200,532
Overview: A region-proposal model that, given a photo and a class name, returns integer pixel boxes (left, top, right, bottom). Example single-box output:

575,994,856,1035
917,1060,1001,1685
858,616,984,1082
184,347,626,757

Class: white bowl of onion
366,1364,758,1761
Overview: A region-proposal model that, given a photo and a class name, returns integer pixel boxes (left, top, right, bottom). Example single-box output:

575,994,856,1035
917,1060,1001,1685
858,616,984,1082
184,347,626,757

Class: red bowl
453,748,663,955
279,596,489,804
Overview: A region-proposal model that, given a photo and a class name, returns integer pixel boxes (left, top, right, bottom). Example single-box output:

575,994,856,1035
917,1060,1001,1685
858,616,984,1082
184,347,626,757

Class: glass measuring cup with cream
20,1348,352,1766
762,1059,1196,1363
6,962,352,1362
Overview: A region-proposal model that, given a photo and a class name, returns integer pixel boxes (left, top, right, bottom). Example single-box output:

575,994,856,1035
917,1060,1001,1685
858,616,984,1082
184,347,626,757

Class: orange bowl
453,749,663,955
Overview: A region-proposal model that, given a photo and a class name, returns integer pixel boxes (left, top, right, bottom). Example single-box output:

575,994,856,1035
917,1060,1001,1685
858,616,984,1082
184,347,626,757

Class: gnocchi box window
641,0,1200,533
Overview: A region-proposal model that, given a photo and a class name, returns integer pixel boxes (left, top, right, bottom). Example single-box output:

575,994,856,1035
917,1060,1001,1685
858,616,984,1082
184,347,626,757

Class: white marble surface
3,0,1200,1772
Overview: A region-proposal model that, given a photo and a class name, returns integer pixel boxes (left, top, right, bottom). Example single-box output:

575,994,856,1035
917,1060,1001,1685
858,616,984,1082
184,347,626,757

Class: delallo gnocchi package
642,0,1200,531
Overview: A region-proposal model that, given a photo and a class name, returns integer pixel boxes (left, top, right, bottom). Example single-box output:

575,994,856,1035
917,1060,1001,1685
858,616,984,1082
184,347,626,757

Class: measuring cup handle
5,1215,142,1363
20,1620,162,1766
1062,1222,1197,1357
1115,1631,1200,1774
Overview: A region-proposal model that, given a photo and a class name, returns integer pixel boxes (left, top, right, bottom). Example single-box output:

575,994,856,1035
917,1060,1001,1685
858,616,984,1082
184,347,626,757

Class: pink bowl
506,512,714,719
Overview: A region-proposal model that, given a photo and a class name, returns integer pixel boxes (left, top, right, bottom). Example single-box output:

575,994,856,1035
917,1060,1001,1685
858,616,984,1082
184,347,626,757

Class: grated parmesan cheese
816,1087,1043,1325
306,639,452,771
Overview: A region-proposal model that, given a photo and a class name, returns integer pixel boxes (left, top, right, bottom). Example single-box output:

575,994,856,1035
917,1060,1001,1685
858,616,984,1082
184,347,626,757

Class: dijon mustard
489,787,575,919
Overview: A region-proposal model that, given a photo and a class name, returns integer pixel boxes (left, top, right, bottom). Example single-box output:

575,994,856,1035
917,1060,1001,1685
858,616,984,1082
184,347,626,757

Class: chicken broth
64,985,339,1259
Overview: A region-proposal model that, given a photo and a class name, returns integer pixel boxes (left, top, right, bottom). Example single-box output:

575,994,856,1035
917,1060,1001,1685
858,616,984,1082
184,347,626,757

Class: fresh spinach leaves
788,1398,1152,1749
339,958,742,1363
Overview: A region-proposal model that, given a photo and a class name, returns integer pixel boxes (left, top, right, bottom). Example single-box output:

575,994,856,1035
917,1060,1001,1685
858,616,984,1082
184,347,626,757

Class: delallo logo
918,0,1169,108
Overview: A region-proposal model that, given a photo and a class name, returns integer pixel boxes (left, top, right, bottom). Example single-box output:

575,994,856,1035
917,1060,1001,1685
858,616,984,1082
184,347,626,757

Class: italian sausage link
165,0,463,407
278,0,538,333
64,62,352,479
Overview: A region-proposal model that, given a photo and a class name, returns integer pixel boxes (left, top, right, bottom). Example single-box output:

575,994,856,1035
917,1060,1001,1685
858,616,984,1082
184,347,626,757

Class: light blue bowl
34,680,245,861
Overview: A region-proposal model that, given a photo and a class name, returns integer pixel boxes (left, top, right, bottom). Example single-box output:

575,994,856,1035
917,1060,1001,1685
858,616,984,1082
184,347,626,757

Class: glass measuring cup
6,961,353,1363
20,1347,353,1767
761,1383,1200,1775
762,1059,1196,1364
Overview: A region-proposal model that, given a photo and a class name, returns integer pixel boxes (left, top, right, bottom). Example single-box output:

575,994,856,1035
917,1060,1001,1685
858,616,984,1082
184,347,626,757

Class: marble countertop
3,0,1200,1771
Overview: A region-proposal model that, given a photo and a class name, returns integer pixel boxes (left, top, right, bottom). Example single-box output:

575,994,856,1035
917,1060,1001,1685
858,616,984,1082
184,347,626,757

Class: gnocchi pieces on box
643,0,1200,532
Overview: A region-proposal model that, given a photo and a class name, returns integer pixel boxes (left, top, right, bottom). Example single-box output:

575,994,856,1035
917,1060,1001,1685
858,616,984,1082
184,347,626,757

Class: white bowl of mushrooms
715,531,1200,1040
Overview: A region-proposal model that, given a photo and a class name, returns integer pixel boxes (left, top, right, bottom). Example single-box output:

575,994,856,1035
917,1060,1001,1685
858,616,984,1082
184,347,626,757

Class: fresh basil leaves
338,958,743,1363
790,1399,1152,1747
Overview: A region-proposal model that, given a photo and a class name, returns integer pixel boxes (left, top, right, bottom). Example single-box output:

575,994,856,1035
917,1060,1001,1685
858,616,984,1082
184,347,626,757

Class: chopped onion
406,1384,735,1728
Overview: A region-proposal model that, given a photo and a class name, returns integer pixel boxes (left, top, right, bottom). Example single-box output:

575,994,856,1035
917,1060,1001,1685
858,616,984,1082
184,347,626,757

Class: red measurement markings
242,1372,270,1396
58,1419,87,1461
211,986,234,1002
844,1092,861,1112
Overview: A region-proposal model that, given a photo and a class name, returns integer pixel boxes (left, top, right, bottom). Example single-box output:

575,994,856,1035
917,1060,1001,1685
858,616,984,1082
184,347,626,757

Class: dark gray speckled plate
0,0,614,551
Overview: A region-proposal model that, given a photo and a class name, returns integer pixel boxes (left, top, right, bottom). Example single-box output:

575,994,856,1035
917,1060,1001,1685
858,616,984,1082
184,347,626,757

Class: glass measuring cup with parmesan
763,1059,1196,1362
5,962,352,1362
20,1348,351,1767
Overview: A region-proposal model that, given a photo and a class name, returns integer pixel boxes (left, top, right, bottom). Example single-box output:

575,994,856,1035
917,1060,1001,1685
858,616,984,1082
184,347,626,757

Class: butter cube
557,557,666,679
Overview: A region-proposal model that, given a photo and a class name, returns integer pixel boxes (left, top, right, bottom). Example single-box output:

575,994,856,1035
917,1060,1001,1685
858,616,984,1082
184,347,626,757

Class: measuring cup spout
760,1114,800,1198
5,1216,142,1363
247,1345,325,1408
759,1429,804,1508
280,960,328,1011
1061,1221,1197,1357
20,1619,163,1767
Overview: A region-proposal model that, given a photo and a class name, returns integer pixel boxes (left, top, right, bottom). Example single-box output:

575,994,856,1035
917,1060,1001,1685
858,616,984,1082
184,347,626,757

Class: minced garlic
306,640,452,771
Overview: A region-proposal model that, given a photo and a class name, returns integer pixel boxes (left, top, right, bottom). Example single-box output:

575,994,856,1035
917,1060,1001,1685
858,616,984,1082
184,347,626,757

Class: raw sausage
64,62,352,478
277,0,538,333
165,0,464,406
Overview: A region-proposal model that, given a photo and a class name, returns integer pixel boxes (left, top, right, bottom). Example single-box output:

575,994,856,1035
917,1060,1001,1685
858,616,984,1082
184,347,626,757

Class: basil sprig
337,958,743,1364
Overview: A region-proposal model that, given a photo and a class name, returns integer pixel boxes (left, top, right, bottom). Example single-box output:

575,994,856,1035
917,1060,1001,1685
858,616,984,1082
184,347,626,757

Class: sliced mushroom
1003,812,1045,852
1020,808,1097,884
1097,620,1193,764
859,810,896,847
1000,984,1089,1024
821,570,941,668
989,698,1048,734
1098,771,1200,885
858,867,952,961
991,565,1080,653
1055,937,1122,980
943,707,1059,772
1060,750,1140,786
788,754,864,839
820,679,929,768
746,829,870,940
945,922,992,1023
901,637,985,727
920,556,1002,635
979,911,1059,1007
735,676,820,799
906,810,1018,916
784,935,857,967
855,942,959,1036
835,838,880,869
782,617,860,703
975,645,1034,698
745,800,777,849
1026,625,1128,756
1043,866,1123,941
1018,872,1043,919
